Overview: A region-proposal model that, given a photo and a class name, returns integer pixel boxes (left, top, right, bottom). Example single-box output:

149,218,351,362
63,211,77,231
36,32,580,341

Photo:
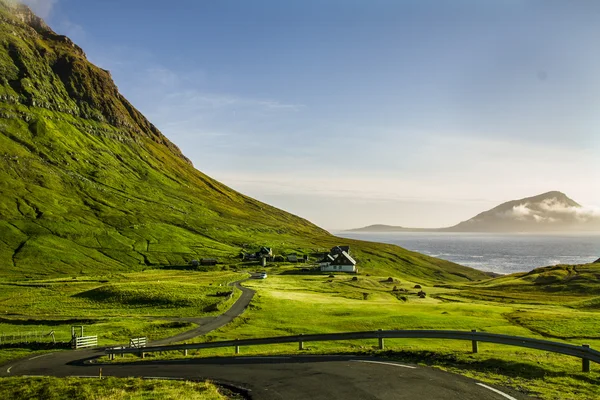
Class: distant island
348,191,600,233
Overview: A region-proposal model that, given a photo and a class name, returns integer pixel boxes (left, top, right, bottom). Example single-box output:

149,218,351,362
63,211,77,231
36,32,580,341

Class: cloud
509,204,533,220
502,198,600,223
21,0,57,19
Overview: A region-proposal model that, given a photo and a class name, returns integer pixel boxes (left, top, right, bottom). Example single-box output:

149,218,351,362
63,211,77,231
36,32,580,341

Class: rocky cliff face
0,1,187,159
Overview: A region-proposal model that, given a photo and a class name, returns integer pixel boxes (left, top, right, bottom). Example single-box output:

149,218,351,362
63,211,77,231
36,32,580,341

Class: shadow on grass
378,349,600,385
0,317,99,326
0,342,71,350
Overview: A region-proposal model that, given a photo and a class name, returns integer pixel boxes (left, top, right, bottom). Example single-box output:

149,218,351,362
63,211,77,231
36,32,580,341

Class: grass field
2,260,600,399
0,376,229,400
0,270,245,364
108,264,599,400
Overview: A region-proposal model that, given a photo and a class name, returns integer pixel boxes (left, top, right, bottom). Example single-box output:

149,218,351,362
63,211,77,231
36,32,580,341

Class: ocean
336,232,600,274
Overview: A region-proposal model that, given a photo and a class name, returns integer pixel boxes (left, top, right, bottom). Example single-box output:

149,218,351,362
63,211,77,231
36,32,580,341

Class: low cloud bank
503,198,600,223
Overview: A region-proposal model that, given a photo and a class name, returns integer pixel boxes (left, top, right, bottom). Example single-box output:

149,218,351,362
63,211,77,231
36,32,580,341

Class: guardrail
105,329,600,372
73,335,98,349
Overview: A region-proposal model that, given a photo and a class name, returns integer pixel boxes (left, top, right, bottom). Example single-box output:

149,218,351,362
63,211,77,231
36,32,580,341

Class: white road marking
476,383,518,400
6,366,13,374
28,353,54,361
236,356,291,360
351,360,417,369
143,377,184,380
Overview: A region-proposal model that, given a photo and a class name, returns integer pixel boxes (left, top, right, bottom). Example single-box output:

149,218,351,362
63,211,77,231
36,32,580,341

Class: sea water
336,232,600,274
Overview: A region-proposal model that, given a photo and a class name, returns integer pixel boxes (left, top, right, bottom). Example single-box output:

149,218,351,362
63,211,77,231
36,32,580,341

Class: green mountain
0,2,487,282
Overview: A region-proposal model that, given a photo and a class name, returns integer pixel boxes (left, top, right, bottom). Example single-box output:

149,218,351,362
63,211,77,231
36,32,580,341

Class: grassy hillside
0,2,487,282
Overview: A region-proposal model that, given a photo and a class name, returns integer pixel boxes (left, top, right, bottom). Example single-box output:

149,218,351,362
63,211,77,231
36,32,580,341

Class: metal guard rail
105,329,600,370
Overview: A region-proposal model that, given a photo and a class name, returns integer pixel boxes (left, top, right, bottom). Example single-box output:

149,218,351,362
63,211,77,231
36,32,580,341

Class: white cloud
510,204,532,220
21,0,57,19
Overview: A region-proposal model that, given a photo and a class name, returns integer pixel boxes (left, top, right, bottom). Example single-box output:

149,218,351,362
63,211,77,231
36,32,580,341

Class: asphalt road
1,278,533,400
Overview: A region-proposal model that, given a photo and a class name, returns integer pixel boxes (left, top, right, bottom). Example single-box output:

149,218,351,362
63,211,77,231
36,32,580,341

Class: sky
22,0,600,230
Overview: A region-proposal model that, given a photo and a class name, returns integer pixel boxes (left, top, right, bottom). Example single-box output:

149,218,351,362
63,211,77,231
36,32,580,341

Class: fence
105,329,600,372
0,330,56,345
130,337,147,348
73,335,98,349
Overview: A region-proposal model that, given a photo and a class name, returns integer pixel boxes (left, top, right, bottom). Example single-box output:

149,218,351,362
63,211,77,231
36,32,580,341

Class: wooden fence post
471,330,478,354
378,329,384,350
299,334,304,350
235,339,240,354
582,344,591,373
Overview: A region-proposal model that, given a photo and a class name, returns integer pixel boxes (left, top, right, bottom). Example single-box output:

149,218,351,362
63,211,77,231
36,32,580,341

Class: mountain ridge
349,191,600,233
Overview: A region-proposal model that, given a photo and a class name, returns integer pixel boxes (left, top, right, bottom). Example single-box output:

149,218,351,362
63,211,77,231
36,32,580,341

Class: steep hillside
0,2,487,282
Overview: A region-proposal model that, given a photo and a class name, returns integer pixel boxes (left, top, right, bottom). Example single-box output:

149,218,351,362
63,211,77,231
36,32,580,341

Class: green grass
0,270,245,364
0,376,228,400
114,265,600,400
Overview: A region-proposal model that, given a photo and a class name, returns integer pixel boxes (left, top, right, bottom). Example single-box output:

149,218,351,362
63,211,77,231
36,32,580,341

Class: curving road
1,278,532,400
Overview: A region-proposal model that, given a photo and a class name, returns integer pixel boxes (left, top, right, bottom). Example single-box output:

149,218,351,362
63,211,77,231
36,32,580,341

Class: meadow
1,261,600,399
0,270,244,364
119,264,600,400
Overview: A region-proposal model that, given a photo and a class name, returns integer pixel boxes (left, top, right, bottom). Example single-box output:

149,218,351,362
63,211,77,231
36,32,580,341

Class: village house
320,251,357,273
242,247,274,261
319,254,335,267
330,246,350,256
256,247,273,260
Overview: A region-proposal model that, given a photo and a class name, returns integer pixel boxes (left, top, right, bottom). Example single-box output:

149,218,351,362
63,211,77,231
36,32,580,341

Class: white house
320,251,357,273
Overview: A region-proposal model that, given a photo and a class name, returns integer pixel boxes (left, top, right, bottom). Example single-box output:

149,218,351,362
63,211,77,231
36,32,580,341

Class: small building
320,251,357,273
330,246,350,256
200,258,218,266
319,254,335,268
256,247,273,260
243,253,258,261
287,254,298,263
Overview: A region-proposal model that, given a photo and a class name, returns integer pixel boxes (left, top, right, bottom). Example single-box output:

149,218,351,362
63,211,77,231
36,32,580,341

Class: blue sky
24,0,600,229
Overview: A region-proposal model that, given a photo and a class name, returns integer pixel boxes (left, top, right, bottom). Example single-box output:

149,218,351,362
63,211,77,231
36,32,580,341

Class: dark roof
331,245,350,254
331,251,356,266
320,254,335,263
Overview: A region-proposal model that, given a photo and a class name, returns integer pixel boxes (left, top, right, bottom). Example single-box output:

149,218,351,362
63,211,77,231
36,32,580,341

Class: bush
351,277,358,281
414,284,422,289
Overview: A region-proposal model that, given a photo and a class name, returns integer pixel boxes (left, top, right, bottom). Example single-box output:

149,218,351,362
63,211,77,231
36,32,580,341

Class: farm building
256,247,273,260
330,246,350,255
320,251,357,273
319,254,335,267
200,258,218,266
